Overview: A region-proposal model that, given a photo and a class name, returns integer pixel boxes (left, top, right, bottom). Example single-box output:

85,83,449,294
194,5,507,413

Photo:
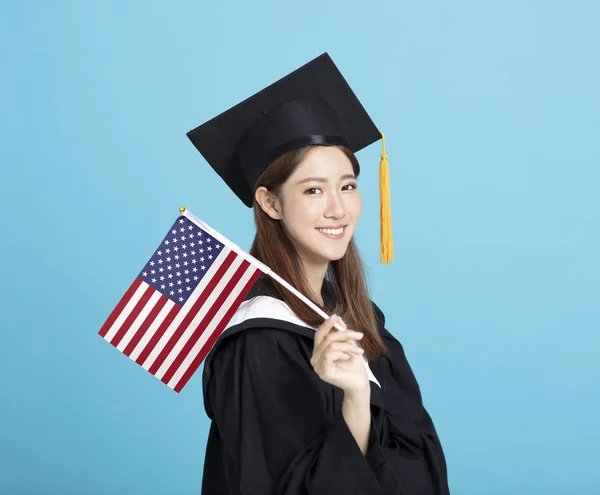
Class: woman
187,53,451,494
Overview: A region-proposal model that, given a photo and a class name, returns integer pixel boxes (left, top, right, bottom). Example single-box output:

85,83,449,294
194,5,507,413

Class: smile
316,226,346,239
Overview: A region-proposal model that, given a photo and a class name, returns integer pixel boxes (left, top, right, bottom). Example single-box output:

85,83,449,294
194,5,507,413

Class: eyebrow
296,174,357,185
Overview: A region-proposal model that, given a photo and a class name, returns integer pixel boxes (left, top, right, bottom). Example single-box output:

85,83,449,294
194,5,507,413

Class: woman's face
277,146,362,268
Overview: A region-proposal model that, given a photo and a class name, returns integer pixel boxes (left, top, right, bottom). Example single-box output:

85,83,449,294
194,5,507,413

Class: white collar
225,295,381,388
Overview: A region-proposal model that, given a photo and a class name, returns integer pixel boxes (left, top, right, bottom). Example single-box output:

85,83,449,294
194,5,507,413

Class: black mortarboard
186,52,394,263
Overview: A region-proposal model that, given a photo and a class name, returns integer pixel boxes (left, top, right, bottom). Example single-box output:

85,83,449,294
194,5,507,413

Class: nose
324,190,345,219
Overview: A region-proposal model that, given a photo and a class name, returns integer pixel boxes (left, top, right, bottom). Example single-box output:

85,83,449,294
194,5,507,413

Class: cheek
348,193,362,219
281,197,320,234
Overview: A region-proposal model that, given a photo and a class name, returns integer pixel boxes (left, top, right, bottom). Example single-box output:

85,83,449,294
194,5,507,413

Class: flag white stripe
168,264,259,389
141,247,233,370
155,254,245,379
116,290,163,352
128,297,176,361
103,282,149,342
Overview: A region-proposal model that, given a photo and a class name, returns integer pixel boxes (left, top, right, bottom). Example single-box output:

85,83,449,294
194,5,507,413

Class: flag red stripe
134,303,180,366
173,267,262,393
110,283,155,348
98,277,143,338
123,294,169,357
161,258,250,384
148,250,238,375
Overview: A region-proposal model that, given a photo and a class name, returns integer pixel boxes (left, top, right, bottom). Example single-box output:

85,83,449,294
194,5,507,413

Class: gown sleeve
204,326,405,495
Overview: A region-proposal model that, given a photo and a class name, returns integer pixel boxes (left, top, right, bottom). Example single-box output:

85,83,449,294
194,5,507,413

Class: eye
304,187,322,195
342,183,358,191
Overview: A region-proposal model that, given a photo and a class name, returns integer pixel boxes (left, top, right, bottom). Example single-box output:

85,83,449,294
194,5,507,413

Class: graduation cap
187,52,394,263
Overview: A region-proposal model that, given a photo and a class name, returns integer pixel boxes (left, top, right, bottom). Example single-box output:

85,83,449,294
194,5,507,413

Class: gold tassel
379,132,394,263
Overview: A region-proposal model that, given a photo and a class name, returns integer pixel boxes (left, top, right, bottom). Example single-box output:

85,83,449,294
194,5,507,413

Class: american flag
99,211,264,392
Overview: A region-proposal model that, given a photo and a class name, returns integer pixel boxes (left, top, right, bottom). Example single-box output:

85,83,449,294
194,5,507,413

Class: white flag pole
181,208,376,381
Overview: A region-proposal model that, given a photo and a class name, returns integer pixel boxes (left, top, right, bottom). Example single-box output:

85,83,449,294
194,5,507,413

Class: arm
342,389,371,455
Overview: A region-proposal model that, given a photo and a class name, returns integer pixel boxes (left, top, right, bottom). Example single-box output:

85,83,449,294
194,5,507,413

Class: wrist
343,386,371,406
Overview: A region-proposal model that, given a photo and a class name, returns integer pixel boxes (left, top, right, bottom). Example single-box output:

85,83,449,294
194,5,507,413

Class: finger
313,316,344,364
313,318,364,363
327,342,365,355
320,351,352,379
314,314,339,348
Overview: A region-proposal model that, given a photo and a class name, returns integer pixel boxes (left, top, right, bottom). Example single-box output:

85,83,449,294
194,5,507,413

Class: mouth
315,225,347,240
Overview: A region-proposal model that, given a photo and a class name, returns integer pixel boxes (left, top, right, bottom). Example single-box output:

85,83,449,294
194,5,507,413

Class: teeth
317,227,344,235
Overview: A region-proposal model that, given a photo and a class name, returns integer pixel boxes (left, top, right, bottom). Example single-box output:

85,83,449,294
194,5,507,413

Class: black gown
201,278,450,494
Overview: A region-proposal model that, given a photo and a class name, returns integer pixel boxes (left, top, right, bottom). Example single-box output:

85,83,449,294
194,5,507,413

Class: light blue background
1,1,598,494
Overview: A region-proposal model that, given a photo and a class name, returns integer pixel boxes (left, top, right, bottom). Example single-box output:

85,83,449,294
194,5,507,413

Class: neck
302,260,329,306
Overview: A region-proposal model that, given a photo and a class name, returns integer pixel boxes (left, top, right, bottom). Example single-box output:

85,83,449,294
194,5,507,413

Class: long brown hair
249,145,389,361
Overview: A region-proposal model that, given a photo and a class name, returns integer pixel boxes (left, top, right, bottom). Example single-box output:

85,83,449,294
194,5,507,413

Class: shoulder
203,295,316,377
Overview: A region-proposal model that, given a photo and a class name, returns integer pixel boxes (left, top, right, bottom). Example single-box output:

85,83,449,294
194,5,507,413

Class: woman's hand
310,314,370,393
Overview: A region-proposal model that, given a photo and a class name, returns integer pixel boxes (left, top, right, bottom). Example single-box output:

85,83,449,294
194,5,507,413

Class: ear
255,186,283,220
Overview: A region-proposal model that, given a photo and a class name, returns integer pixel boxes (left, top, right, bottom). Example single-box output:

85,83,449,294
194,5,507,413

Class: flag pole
179,207,376,381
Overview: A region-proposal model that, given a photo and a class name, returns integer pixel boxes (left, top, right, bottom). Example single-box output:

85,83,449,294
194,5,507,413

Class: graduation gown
201,279,450,494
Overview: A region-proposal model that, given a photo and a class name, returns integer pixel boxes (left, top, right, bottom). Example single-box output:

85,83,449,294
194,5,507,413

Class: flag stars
158,259,163,265
180,227,185,233
151,278,157,283
170,290,175,296
157,250,162,256
173,246,179,252
193,267,198,272
142,271,148,277
192,259,197,264
207,246,212,252
201,265,206,270
186,286,191,291
150,261,155,266
159,267,164,273
172,237,178,244
182,244,187,250
216,244,221,249
208,255,213,260
178,288,183,293
167,265,172,271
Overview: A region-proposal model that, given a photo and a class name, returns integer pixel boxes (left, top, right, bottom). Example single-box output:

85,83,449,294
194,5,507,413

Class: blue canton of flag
139,216,224,306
